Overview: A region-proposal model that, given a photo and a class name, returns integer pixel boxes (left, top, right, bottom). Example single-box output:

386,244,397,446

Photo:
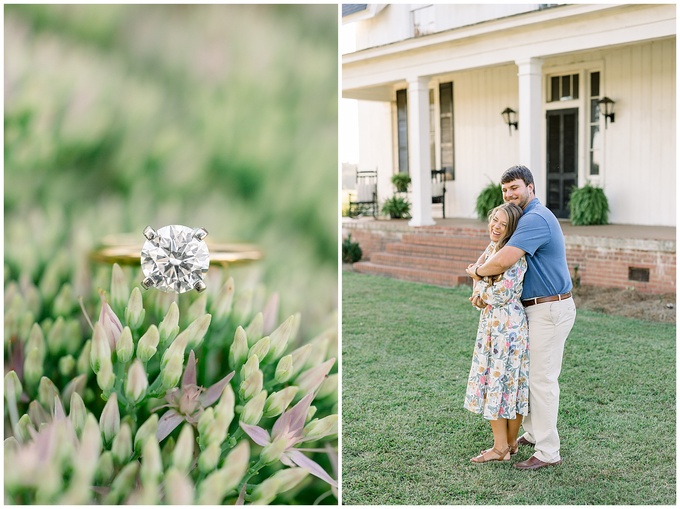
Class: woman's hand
466,263,481,281
469,294,485,309
467,264,486,309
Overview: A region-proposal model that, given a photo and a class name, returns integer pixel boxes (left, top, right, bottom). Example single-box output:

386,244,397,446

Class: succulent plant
4,263,338,504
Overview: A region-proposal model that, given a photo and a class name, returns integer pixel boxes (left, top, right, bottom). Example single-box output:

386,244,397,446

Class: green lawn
341,271,676,505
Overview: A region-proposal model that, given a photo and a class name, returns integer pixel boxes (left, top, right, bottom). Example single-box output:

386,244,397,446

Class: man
466,165,576,471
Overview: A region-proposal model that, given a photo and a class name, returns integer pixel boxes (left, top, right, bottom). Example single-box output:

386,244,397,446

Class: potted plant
342,234,363,263
381,195,411,219
569,182,609,225
475,181,504,221
391,173,411,193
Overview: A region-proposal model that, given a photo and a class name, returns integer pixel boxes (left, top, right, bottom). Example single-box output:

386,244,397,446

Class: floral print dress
464,243,529,420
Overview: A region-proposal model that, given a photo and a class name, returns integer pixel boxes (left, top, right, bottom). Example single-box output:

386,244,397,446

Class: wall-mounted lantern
501,107,518,136
598,97,616,128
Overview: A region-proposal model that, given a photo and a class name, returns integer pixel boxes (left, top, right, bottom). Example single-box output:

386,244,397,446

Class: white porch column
407,76,435,227
516,58,544,202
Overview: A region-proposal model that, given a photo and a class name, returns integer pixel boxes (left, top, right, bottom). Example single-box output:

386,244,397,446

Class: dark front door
546,108,578,218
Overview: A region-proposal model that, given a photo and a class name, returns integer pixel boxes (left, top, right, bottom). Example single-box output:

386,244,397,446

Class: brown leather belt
522,291,572,307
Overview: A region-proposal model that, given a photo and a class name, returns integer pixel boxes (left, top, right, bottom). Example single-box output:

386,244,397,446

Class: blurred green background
5,4,338,332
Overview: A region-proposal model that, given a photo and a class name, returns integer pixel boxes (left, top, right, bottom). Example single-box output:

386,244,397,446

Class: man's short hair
501,165,535,191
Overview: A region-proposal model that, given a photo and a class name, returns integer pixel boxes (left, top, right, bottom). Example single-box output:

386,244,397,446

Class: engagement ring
91,224,263,294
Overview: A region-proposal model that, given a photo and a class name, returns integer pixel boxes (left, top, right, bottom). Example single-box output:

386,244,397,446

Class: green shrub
475,181,504,221
572,264,581,289
569,183,609,225
342,234,363,263
381,196,411,219
391,173,411,193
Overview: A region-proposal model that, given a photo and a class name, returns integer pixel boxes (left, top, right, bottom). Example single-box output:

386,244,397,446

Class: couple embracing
464,165,576,470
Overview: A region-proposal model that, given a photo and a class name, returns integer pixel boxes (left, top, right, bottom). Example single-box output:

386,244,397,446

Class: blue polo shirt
507,198,572,300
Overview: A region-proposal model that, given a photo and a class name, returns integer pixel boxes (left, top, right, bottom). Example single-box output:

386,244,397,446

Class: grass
341,271,676,505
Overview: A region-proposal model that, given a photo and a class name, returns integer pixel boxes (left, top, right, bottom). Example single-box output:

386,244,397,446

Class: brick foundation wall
342,222,406,261
566,240,676,294
344,221,676,294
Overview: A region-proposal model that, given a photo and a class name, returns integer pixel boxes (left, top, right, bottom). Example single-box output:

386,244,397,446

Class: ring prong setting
141,224,210,294
193,227,208,241
143,226,157,241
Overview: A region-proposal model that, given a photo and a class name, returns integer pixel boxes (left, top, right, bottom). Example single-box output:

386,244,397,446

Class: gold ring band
91,234,263,267
91,226,262,294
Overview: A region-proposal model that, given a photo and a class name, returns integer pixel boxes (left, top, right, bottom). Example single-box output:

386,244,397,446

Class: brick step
353,261,468,287
386,241,488,260
402,233,489,249
371,252,473,272
418,226,488,238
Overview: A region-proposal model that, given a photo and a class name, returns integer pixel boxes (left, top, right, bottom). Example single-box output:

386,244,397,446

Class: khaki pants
520,297,576,463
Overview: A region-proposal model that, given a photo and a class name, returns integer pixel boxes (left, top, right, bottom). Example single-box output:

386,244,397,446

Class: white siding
432,4,543,33
353,4,544,52
355,6,412,51
446,65,521,219
454,41,673,226
603,39,675,226
348,5,675,227
357,100,394,204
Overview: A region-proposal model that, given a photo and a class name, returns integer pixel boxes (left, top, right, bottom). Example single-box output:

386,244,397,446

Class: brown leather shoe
513,455,562,470
517,436,535,447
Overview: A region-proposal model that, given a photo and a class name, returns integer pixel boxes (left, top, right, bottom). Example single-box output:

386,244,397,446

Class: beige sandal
470,446,511,463
479,442,518,456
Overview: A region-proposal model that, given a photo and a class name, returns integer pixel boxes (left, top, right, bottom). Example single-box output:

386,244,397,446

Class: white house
342,4,676,227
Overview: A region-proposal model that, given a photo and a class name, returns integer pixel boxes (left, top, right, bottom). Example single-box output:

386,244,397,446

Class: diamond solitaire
91,226,261,278
141,225,210,293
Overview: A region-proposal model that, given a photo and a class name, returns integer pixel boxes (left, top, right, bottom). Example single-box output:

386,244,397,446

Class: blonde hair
487,202,523,253
483,203,523,283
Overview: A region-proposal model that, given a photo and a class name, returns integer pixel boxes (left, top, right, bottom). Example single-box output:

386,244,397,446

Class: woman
463,202,529,463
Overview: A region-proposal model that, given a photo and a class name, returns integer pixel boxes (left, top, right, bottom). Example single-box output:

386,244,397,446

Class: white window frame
543,60,605,189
